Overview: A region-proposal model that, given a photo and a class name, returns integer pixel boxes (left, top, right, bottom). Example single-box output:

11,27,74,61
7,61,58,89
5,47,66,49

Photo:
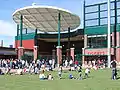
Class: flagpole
107,0,111,68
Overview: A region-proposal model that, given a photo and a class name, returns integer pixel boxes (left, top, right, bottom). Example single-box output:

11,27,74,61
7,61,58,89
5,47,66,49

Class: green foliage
21,54,33,62
38,55,41,59
75,54,82,65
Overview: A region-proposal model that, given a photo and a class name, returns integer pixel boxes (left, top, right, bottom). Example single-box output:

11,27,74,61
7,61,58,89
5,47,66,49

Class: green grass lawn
0,69,120,90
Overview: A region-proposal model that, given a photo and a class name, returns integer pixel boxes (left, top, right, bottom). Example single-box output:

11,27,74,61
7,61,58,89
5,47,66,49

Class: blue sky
0,0,107,47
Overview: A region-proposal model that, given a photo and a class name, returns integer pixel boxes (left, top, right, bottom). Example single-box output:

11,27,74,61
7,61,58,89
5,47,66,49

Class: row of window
85,1,120,13
87,35,113,48
85,9,120,20
85,1,120,26
85,16,120,26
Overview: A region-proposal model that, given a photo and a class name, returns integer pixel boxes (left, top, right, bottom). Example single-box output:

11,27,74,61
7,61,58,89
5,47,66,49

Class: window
117,1,120,8
111,10,115,17
85,5,98,13
86,19,98,26
100,4,107,11
100,18,107,25
118,16,120,23
100,3,114,11
117,9,120,16
100,11,107,18
86,13,98,20
111,17,115,24
87,35,107,48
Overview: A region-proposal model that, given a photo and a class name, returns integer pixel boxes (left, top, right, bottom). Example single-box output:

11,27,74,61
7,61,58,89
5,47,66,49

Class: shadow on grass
81,76,94,80
117,76,120,80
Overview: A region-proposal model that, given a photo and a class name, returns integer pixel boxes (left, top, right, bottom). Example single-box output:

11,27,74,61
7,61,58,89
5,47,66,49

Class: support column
34,29,38,60
83,35,87,68
56,12,62,67
112,32,115,58
68,27,71,61
116,32,120,64
58,13,61,46
20,15,23,47
116,32,120,47
107,0,111,68
70,48,75,61
82,48,85,68
25,28,27,34
52,49,56,60
84,35,87,48
56,46,62,67
112,32,115,47
83,0,86,68
114,0,117,60
18,15,24,59
116,48,120,64
16,24,19,47
18,47,24,59
34,46,38,60
66,49,69,57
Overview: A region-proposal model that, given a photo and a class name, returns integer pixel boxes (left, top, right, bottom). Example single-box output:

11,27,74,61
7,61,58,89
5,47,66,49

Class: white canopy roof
13,5,80,32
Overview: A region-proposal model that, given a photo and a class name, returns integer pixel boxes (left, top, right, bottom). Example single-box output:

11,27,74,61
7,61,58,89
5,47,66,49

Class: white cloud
0,20,16,36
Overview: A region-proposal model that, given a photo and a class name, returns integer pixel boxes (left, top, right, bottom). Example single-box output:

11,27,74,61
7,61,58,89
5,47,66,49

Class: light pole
107,0,111,68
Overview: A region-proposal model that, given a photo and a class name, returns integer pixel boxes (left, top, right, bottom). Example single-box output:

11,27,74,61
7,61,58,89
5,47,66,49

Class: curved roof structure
13,5,80,32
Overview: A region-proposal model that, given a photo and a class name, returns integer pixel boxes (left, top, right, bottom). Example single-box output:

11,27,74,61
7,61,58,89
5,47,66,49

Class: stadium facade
14,0,120,66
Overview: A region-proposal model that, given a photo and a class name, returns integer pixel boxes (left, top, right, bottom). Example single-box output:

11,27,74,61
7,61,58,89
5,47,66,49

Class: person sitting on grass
47,73,53,80
0,68,4,75
69,74,76,79
39,70,46,80
16,69,23,75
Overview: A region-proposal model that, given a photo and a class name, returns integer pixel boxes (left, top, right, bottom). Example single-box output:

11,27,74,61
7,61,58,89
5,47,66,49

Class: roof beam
18,11,36,29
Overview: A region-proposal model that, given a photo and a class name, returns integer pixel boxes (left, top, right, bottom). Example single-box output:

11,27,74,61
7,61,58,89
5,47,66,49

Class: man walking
111,59,117,80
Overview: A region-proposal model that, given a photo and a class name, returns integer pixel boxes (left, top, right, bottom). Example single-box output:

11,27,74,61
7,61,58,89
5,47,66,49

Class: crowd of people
0,58,119,80
0,58,55,75
0,58,80,74
38,65,91,80
0,58,91,80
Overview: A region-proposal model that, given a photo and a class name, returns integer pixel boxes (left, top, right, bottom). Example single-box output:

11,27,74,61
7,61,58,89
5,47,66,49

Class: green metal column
20,15,23,47
114,0,117,58
68,27,71,61
34,29,38,46
16,24,19,48
17,24,19,38
25,28,27,34
58,12,61,46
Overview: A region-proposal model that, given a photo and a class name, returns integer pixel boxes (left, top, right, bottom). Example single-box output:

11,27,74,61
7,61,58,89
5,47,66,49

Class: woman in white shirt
39,73,45,80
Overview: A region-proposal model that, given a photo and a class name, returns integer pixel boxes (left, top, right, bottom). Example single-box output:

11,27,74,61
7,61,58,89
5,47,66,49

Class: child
78,66,82,80
39,70,45,80
47,73,53,80
58,66,62,79
84,67,90,78
69,74,76,79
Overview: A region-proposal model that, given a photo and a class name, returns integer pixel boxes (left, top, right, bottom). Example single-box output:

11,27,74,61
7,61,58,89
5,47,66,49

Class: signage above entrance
84,48,114,55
